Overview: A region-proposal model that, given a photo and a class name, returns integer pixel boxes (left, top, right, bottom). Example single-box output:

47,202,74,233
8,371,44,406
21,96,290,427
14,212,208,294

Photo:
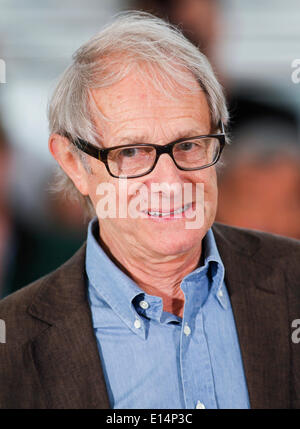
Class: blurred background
0,0,299,297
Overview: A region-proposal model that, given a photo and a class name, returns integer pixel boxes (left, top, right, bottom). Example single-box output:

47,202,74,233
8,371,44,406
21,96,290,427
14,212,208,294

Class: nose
150,152,183,183
145,153,184,208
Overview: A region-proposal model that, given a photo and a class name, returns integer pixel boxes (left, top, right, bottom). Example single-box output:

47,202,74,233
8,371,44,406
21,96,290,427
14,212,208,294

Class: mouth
143,202,193,219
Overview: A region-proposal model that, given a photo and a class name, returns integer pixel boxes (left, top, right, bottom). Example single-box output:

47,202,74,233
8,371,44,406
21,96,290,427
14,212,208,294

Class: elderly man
0,12,300,410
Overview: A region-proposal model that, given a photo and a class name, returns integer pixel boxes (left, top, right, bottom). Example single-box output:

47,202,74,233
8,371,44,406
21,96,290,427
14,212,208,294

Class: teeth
147,203,192,217
148,211,169,217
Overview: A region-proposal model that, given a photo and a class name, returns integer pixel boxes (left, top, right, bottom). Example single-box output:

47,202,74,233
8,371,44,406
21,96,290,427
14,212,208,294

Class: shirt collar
86,218,147,339
86,218,227,338
201,228,227,309
179,227,227,310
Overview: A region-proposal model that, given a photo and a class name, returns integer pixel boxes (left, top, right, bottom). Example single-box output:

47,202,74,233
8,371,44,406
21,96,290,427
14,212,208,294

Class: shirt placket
179,281,218,409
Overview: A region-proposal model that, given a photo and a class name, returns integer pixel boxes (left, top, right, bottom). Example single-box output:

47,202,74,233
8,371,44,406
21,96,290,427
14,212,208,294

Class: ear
49,134,90,196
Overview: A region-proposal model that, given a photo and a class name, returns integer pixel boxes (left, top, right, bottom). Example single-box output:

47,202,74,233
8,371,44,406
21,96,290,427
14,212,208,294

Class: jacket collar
28,245,89,325
28,246,110,408
212,223,290,409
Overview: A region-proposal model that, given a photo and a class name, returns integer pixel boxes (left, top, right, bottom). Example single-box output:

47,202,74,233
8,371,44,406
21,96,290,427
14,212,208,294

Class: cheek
86,161,115,206
193,169,218,201
206,174,218,202
195,171,218,227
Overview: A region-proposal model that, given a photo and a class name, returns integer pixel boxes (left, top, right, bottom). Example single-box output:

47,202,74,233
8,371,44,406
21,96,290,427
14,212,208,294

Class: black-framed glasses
68,122,226,179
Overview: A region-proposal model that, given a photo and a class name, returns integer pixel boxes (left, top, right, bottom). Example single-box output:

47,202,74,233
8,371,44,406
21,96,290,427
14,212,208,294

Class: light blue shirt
86,217,250,409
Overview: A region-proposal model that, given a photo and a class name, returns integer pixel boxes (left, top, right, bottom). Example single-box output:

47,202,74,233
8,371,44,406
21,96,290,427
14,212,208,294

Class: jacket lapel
213,223,290,409
28,245,110,409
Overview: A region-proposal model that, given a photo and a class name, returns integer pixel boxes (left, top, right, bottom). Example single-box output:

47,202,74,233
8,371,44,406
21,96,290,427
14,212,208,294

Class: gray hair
48,11,229,216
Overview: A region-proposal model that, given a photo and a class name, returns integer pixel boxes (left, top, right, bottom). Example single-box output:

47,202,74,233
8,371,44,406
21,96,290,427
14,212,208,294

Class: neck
99,229,202,318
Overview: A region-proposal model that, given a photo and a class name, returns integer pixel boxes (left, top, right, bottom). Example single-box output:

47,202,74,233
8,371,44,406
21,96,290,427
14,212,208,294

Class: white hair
48,11,229,216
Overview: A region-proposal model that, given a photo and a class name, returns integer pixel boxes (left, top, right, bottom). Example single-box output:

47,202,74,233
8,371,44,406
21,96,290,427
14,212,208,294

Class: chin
144,228,205,257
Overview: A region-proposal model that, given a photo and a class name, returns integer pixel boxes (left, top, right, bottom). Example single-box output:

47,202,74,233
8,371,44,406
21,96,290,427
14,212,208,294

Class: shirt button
183,323,191,336
139,300,149,310
218,289,223,298
196,400,205,409
134,319,141,329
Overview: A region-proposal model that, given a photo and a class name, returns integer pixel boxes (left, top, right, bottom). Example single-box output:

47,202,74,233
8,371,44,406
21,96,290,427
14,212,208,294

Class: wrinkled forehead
89,64,209,124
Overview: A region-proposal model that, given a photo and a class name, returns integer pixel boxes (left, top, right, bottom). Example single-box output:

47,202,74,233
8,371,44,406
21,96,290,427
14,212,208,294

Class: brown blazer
0,222,300,409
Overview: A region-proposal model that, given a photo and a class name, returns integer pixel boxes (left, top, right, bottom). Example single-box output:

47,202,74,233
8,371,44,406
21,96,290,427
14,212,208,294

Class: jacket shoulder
0,244,87,346
0,275,51,346
212,221,300,261
213,221,300,300
0,244,87,408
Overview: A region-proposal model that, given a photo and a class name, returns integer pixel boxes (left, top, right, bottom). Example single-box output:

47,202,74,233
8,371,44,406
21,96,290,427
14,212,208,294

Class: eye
177,142,196,151
120,147,138,158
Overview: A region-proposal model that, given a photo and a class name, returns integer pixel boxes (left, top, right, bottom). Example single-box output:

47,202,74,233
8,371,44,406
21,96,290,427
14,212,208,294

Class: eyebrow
114,129,211,145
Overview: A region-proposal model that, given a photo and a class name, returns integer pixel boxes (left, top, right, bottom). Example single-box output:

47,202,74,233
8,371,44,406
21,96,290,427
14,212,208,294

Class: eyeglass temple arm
71,137,105,159
219,120,225,135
